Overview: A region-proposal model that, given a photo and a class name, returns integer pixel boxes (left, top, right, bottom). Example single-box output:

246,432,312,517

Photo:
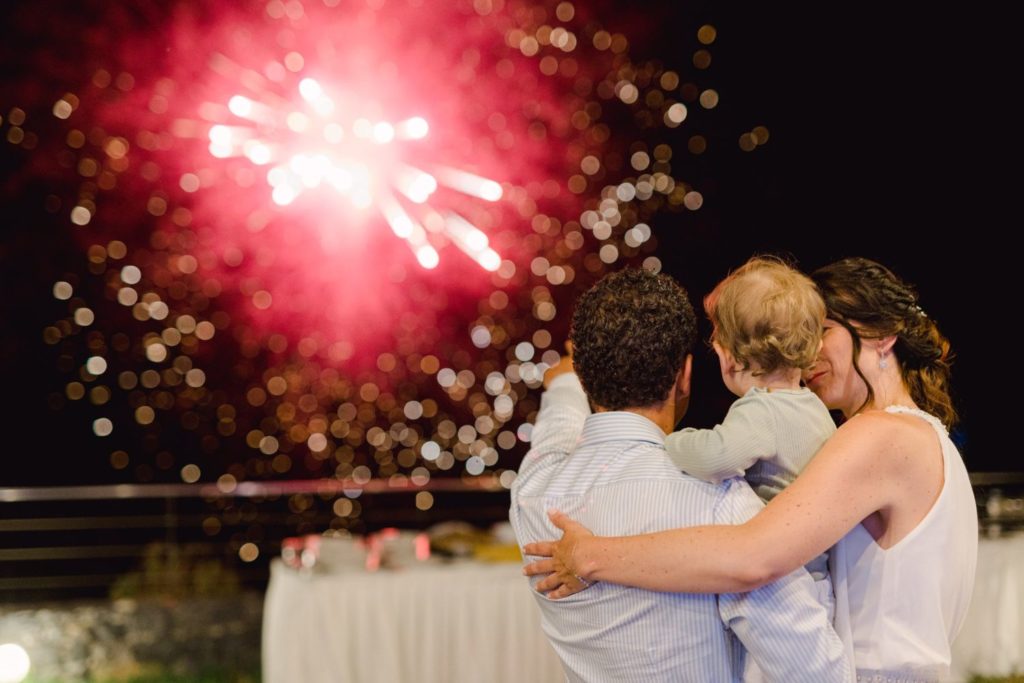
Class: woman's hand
522,510,596,599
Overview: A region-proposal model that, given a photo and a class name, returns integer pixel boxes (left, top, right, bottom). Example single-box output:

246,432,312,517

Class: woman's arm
524,412,901,596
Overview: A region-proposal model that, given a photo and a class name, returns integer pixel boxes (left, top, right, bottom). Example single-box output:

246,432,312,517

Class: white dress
830,406,978,682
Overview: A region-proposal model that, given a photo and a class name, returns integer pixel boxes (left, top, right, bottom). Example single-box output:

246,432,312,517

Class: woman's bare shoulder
834,409,940,474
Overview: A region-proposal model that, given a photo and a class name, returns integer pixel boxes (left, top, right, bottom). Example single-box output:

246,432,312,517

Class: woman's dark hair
811,257,956,427
571,268,697,410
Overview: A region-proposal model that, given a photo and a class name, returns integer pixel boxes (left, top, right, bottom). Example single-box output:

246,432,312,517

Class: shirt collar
579,411,666,447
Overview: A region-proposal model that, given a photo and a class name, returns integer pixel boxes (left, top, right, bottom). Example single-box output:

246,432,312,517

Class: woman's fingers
523,541,555,558
548,583,583,600
548,509,573,530
534,572,566,593
522,558,556,576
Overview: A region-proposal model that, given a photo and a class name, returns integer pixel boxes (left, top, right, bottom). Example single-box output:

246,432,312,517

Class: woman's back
832,406,977,680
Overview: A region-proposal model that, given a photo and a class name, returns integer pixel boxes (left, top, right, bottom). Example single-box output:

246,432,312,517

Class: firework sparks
5,0,726,539
200,73,503,270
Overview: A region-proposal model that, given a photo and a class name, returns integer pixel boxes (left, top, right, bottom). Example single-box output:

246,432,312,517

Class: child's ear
712,341,735,372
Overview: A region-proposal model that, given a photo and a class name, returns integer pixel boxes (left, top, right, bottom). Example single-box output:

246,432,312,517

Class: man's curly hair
571,268,697,410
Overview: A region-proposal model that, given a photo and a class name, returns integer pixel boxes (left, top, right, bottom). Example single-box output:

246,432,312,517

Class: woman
523,258,977,682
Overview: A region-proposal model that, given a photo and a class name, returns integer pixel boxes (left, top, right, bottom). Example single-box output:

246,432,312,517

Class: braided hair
811,258,956,427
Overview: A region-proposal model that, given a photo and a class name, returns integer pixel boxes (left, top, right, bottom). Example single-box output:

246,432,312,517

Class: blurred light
53,99,73,120
403,400,423,419
630,151,650,170
421,441,440,461
93,418,113,437
683,191,704,210
53,281,73,300
228,96,254,118
70,206,91,226
394,165,437,203
145,343,168,363
286,111,310,132
470,325,492,348
121,265,142,284
297,78,323,103
180,464,201,483
665,103,687,125
372,122,395,144
478,249,501,271
433,167,503,201
514,342,534,361
239,542,260,562
0,643,30,683
699,89,720,109
185,368,206,387
416,245,439,269
517,423,533,443
643,256,663,273
73,307,94,326
398,116,429,139
697,24,718,44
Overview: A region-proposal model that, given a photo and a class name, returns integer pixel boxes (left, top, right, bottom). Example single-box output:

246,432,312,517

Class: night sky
0,0,1009,497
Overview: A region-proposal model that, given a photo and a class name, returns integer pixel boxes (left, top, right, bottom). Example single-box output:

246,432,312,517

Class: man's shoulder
515,441,733,507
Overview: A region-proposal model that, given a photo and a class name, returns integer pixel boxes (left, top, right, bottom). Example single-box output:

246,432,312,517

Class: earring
879,352,889,370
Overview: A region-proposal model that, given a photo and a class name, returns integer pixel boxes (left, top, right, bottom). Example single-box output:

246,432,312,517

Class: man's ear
677,354,693,398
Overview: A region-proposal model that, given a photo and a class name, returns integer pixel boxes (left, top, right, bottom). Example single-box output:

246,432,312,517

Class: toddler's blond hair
705,256,825,375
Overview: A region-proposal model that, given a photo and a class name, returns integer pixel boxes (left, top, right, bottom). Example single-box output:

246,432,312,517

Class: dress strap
883,405,946,434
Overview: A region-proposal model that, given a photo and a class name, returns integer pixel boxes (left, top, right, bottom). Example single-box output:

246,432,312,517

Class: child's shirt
665,386,836,579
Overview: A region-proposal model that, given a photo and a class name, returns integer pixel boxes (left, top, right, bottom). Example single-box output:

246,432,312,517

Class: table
262,559,564,683
264,535,1024,683
948,533,1024,681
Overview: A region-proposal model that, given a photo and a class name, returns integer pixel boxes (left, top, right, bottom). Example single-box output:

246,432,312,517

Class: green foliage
110,542,241,600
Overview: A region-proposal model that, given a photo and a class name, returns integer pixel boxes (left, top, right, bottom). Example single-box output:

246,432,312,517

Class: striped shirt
663,386,836,581
510,373,851,683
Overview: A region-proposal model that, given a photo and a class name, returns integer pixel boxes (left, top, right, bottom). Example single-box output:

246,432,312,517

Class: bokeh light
7,0,728,538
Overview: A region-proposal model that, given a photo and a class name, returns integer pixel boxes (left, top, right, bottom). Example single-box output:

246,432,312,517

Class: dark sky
0,0,1009,484
626,1,1005,470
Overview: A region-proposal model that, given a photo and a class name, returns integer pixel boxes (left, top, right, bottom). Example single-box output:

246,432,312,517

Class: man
509,268,849,682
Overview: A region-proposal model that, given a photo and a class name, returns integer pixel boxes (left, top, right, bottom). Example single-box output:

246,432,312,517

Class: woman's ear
873,335,897,355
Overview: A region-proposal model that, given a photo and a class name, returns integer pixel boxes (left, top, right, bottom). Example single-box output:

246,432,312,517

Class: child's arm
664,393,775,483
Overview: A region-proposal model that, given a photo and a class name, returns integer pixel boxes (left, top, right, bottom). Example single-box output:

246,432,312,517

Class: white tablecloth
262,559,564,683
948,533,1024,681
265,535,1024,683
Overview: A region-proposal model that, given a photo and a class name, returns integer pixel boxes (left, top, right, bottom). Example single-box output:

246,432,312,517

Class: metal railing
2,472,1022,603
0,478,512,603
